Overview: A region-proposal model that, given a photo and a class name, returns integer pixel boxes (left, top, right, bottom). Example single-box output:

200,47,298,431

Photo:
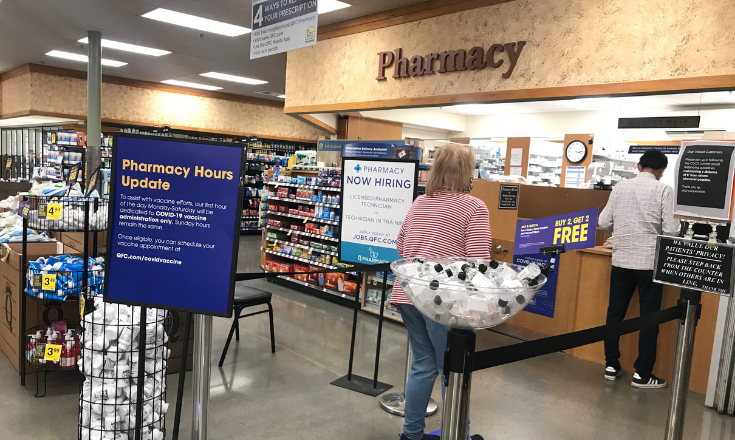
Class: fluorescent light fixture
319,0,351,14
45,50,127,67
200,72,267,85
142,8,250,37
277,94,286,99
161,80,222,91
78,38,170,56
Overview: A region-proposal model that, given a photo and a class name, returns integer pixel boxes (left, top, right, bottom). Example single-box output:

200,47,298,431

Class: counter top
578,246,612,256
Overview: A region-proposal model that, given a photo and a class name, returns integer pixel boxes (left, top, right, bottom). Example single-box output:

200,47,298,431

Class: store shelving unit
362,272,402,322
592,152,639,183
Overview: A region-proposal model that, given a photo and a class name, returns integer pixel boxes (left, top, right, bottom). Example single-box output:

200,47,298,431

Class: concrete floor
1,235,734,439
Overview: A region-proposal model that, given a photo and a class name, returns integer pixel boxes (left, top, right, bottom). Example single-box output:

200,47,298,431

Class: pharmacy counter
505,246,719,394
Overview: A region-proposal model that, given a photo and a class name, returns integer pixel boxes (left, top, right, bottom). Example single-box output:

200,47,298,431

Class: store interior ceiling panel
0,0,424,100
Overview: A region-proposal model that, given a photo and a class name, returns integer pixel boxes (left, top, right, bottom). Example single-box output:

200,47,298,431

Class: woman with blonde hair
392,143,491,440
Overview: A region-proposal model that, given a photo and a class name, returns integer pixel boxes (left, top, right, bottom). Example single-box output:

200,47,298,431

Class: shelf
367,276,394,286
267,237,339,256
241,216,259,220
363,302,403,322
268,196,340,207
267,181,341,192
267,211,340,226
265,249,335,269
244,196,262,199
266,225,339,242
245,183,265,187
274,275,355,299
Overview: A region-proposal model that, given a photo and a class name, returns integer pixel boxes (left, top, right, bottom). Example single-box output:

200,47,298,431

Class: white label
250,0,318,59
564,166,586,188
510,148,524,166
509,166,523,176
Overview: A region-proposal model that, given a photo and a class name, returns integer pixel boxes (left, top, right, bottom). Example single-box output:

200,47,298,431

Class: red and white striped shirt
391,191,492,305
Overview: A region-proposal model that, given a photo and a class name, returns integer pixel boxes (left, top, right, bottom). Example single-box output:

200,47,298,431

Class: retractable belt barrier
235,263,392,281
473,303,687,371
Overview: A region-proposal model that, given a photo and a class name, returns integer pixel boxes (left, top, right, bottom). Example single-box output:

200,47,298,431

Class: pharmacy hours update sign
104,134,245,316
250,0,318,59
340,158,418,264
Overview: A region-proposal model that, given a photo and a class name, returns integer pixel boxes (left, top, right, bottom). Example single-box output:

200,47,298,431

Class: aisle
0,235,732,440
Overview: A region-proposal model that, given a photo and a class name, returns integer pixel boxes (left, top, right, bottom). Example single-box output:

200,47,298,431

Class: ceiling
438,92,735,115
0,0,424,101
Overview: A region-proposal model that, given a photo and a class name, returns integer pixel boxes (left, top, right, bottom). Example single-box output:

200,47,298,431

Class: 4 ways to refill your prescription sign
120,159,236,191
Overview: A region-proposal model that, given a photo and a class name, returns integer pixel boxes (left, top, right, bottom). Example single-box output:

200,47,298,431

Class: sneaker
631,373,667,389
399,434,439,440
605,365,622,381
470,436,485,440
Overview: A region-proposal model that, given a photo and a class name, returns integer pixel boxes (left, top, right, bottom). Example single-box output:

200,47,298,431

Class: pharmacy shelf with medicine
592,151,639,183
526,140,563,186
262,168,361,306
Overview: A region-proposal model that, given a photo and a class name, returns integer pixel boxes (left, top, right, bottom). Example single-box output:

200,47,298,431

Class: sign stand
380,336,439,417
192,314,213,440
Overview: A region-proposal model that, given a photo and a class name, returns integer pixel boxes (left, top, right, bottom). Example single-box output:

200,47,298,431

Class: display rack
0,125,63,180
362,270,402,323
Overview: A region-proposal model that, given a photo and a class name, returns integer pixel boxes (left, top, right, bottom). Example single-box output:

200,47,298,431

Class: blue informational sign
104,134,244,317
513,253,559,318
317,140,422,161
513,208,599,255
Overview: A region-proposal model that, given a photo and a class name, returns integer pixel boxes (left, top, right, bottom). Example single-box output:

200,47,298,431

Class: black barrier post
664,289,702,440
372,270,389,388
441,329,476,440
331,271,392,396
172,312,193,440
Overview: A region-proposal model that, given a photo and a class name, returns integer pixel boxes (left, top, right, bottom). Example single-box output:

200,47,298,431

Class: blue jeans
398,304,448,439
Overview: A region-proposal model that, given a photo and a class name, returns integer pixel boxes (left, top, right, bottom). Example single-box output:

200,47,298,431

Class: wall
1,65,324,142
345,116,403,140
285,0,735,112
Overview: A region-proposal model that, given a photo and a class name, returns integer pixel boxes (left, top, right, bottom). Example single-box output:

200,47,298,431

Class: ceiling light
161,80,222,91
277,94,286,99
45,50,127,67
78,38,170,56
200,72,267,85
142,8,250,37
319,0,351,14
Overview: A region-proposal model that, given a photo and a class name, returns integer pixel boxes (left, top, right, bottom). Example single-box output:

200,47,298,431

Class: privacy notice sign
654,236,734,296
340,158,418,264
250,0,318,59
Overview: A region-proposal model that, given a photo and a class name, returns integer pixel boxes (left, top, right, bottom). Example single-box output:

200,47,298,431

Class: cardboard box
55,232,108,255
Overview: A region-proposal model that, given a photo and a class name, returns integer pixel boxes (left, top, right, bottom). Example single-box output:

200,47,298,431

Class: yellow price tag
303,218,308,224
47,203,63,220
42,274,56,291
79,295,86,318
44,344,62,362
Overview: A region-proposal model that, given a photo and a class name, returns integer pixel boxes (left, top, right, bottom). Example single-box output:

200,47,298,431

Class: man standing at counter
598,149,680,388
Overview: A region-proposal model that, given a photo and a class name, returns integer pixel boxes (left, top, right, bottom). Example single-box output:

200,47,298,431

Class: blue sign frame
104,134,245,317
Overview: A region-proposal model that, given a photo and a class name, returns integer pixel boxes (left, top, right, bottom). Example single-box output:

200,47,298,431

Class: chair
218,285,275,367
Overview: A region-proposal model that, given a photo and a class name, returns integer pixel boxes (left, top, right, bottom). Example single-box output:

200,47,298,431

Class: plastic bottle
26,334,37,365
60,335,75,369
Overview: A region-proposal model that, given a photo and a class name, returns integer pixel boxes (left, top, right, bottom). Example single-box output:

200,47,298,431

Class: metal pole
664,289,701,440
172,312,193,440
441,329,475,440
380,336,438,416
86,30,102,175
192,314,212,440
373,270,389,388
346,272,364,381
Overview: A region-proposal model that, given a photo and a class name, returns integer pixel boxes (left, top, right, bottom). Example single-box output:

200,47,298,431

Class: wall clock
565,140,588,164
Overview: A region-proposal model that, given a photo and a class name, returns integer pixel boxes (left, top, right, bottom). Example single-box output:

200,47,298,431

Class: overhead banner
653,236,734,296
674,141,735,221
250,0,318,59
104,134,245,317
340,158,418,264
514,208,599,255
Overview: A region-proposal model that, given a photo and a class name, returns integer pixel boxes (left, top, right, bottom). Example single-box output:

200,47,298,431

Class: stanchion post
134,306,147,440
192,314,213,440
441,329,476,440
172,312,193,440
346,271,364,381
380,336,438,416
664,289,702,440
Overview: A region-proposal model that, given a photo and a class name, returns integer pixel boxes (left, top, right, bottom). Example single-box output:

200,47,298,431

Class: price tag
44,344,62,362
79,295,86,318
35,343,46,360
18,201,30,219
5,158,12,169
287,230,292,236
32,274,42,289
38,204,47,219
303,219,308,224
42,274,56,291
47,203,63,220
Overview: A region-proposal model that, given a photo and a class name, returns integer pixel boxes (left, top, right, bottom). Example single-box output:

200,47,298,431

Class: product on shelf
26,255,104,300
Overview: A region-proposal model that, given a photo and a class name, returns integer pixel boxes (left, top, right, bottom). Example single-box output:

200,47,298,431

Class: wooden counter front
568,247,719,395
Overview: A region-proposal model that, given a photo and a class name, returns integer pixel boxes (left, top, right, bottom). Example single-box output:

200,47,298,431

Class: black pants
604,266,663,376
